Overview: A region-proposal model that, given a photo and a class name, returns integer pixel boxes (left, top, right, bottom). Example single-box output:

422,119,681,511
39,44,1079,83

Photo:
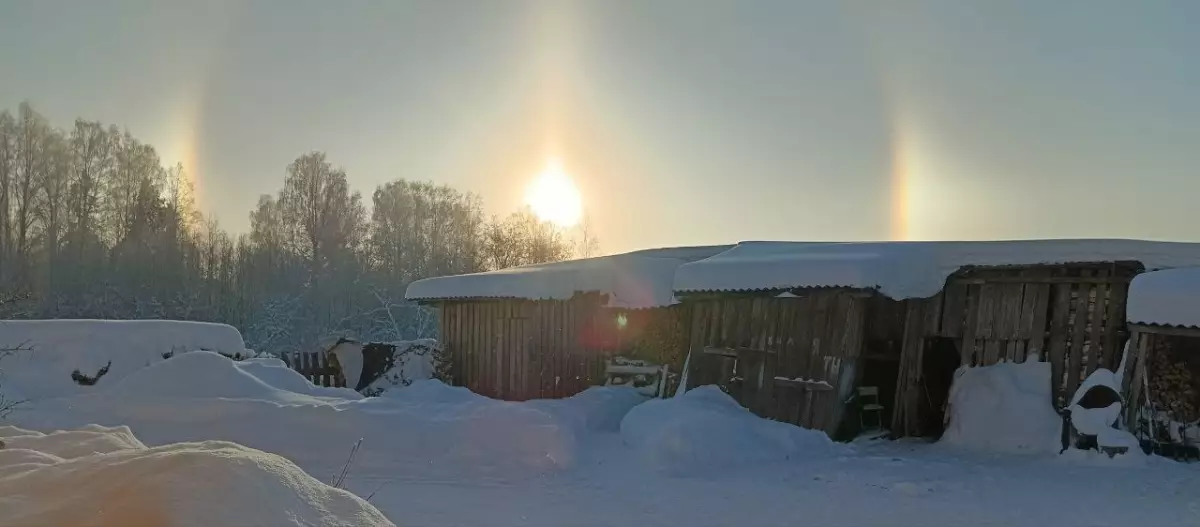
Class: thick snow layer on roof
406,245,731,308
1127,267,1200,328
675,239,1200,299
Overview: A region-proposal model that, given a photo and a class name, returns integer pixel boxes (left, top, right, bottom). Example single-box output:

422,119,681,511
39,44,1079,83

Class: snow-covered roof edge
674,239,1200,300
405,245,733,309
1127,267,1200,329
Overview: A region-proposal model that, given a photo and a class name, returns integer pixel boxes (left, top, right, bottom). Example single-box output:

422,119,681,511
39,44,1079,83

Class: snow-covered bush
360,339,449,396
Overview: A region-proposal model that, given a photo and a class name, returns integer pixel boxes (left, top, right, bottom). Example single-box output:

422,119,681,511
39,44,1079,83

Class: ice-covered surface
406,245,731,308
675,239,1200,299
0,425,393,526
940,360,1062,454
620,385,843,475
0,319,248,400
1127,267,1200,328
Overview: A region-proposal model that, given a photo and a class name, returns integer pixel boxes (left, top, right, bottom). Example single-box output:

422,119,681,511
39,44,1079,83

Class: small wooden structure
406,247,727,400
672,242,1163,440
1123,325,1200,457
678,289,903,439
432,294,691,399
1119,268,1200,457
891,263,1141,436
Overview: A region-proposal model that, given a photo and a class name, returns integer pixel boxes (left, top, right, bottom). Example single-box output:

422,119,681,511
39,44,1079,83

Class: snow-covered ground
3,324,1198,526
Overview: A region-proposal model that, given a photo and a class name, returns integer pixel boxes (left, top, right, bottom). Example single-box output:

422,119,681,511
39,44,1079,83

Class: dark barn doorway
919,337,961,438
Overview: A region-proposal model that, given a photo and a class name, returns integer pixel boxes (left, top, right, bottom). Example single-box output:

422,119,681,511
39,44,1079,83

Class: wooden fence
284,351,346,388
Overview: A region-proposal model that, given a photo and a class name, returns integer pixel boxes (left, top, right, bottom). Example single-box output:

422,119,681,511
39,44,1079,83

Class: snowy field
2,323,1199,526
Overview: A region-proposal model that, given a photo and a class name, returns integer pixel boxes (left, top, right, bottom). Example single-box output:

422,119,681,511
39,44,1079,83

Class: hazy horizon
2,0,1196,254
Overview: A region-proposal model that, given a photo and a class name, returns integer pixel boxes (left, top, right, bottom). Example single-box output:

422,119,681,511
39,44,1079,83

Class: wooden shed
890,262,1141,437
676,288,906,439
672,240,1200,440
405,246,729,400
1120,268,1200,457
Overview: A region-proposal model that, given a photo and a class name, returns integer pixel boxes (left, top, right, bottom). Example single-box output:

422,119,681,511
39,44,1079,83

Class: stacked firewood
1148,338,1199,423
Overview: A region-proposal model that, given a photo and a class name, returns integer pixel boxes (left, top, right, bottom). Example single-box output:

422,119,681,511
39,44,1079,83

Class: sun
525,159,583,227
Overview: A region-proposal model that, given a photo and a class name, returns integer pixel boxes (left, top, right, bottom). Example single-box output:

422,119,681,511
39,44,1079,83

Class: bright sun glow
526,159,583,227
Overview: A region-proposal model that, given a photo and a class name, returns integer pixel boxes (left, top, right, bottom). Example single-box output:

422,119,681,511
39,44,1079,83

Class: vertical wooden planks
1066,276,1093,403
960,284,981,366
1086,282,1109,376
1125,331,1150,428
940,283,967,338
1047,282,1073,401
1102,280,1128,370
1024,283,1051,360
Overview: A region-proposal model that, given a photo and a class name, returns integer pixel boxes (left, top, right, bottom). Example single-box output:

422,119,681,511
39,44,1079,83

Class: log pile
1148,336,1200,423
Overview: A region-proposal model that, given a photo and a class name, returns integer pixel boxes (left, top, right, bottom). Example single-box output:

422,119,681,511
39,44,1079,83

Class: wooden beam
702,346,777,357
1127,323,1200,339
773,377,834,391
949,276,1133,285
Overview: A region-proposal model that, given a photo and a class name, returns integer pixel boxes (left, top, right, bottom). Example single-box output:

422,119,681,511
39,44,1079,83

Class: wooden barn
1120,268,1200,457
405,246,730,400
672,240,1200,440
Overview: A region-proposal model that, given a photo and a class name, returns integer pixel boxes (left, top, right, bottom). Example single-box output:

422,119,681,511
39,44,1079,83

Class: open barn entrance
919,337,961,439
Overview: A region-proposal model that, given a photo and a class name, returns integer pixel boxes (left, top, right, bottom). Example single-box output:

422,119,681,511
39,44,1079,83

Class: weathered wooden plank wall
685,290,872,438
892,263,1140,436
437,296,690,401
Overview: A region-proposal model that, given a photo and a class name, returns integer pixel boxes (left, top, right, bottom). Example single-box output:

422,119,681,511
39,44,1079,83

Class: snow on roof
1127,267,1200,329
674,239,1200,300
405,245,733,308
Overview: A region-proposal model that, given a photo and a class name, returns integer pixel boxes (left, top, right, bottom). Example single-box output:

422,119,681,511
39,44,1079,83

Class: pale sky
1,0,1196,254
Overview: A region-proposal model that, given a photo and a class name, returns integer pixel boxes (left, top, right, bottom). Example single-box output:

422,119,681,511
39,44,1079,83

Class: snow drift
0,425,393,527
0,319,249,400
105,351,361,403
527,385,650,433
940,360,1062,454
15,378,581,480
620,386,841,475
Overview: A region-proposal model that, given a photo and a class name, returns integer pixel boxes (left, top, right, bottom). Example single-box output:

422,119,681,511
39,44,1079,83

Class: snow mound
0,319,249,400
16,380,579,479
105,351,360,403
2,425,145,459
675,239,1200,299
374,378,480,404
941,360,1062,454
528,386,649,433
236,357,363,399
0,426,393,527
620,385,842,475
1127,267,1200,328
